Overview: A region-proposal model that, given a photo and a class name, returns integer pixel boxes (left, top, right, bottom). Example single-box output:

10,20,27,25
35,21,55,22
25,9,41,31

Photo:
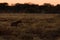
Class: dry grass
0,14,60,40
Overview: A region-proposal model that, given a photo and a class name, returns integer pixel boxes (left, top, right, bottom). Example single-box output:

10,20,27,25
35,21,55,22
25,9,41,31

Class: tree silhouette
0,3,60,13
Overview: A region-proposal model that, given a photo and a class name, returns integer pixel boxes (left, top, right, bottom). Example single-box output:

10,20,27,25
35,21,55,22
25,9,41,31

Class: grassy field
0,14,60,40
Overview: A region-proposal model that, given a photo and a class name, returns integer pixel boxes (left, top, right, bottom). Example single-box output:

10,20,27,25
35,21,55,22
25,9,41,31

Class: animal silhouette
11,20,22,27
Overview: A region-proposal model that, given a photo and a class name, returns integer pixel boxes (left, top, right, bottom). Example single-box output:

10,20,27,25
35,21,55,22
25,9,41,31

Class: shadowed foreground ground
0,14,60,40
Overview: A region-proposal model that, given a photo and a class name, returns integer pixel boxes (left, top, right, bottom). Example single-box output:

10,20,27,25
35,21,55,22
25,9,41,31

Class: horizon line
0,1,60,5
0,2,59,6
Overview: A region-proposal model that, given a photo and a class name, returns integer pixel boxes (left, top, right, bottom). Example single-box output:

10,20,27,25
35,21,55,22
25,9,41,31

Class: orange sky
0,0,60,5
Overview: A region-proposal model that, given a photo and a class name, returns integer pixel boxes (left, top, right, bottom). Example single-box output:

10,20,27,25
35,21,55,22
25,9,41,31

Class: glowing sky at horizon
0,0,60,5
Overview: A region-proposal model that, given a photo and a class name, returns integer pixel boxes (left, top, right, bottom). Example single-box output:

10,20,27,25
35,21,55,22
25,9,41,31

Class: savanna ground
0,13,60,40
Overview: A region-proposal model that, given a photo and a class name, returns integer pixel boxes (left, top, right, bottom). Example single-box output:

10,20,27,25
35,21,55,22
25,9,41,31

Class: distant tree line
0,3,60,13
